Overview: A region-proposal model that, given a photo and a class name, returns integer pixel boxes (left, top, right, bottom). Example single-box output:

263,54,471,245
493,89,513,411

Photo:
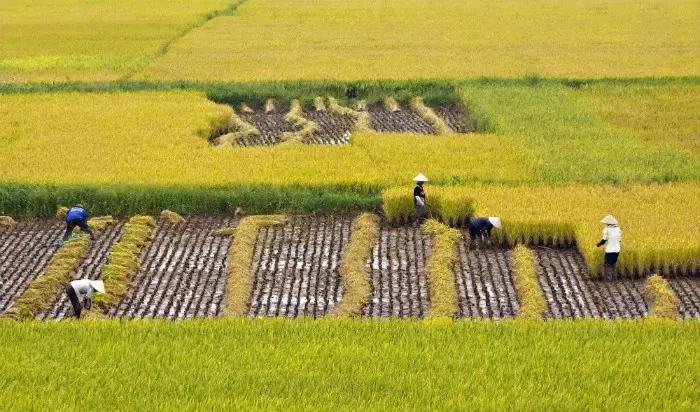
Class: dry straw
422,219,462,318
384,97,400,112
92,215,156,314
214,111,260,146
328,213,380,316
221,215,286,316
328,97,371,132
264,98,276,113
643,274,678,319
239,103,254,114
0,216,17,226
410,96,452,135
313,96,326,111
512,245,546,318
160,209,185,223
281,99,317,144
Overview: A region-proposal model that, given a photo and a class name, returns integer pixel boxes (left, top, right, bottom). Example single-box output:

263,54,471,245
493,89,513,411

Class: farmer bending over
468,217,502,245
65,279,105,319
413,173,428,225
63,204,93,241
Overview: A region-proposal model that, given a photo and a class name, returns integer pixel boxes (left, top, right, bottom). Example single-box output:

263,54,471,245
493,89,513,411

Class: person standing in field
597,214,622,280
65,279,105,318
62,204,93,241
413,174,428,225
468,217,502,246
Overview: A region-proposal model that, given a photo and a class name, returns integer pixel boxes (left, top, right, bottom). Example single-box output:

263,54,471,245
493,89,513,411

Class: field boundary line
512,245,546,319
423,219,461,318
410,97,453,135
122,0,248,80
644,274,678,319
91,216,156,316
4,217,115,320
220,215,286,316
328,213,380,316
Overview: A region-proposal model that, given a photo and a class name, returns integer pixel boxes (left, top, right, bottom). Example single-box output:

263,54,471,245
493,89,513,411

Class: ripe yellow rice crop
383,184,700,278
0,92,529,187
0,0,238,82
138,0,700,81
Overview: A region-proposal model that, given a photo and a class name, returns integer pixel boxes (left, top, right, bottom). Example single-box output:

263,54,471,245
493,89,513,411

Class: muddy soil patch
434,106,471,133
535,248,648,319
304,111,354,144
362,226,431,318
0,221,63,314
249,216,351,318
237,113,296,146
369,105,434,134
455,241,519,319
669,277,700,319
110,215,236,319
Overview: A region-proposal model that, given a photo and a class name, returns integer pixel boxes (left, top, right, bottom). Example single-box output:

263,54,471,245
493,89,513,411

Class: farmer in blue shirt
62,204,94,241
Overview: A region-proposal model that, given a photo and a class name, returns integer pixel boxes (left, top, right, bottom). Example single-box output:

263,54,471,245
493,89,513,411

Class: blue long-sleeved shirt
66,206,88,221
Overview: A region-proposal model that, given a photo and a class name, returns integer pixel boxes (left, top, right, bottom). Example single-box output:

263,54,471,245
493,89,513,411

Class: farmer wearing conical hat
62,204,94,242
597,215,622,280
413,174,428,225
468,217,502,246
65,279,105,319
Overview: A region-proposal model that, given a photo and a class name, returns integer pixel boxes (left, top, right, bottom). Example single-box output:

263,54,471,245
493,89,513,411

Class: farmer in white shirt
65,279,105,318
596,215,622,280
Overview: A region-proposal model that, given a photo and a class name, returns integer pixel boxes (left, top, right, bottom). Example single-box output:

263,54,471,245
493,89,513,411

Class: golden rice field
384,183,700,278
0,0,237,82
576,83,700,156
0,92,529,186
138,0,700,81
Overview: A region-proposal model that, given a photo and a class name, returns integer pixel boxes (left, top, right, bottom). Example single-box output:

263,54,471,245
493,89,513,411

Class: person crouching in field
468,217,502,246
597,215,622,280
63,204,94,241
66,279,105,318
413,174,428,225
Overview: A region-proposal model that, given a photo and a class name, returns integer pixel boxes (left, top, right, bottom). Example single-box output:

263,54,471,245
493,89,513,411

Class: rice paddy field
1,0,699,410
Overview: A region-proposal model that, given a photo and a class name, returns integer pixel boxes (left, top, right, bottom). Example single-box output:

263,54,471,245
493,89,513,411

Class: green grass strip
422,219,462,318
512,245,546,319
0,183,380,219
222,215,286,316
328,213,380,316
5,238,90,320
643,274,678,319
92,216,156,316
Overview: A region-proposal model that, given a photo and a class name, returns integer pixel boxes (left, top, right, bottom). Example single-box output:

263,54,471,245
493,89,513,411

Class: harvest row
2,215,698,320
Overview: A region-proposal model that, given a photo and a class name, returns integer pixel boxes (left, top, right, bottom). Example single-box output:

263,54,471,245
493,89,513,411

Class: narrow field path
0,221,63,314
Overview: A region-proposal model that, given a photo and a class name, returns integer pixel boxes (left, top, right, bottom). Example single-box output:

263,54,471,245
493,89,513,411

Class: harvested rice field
4,216,697,321
210,103,470,146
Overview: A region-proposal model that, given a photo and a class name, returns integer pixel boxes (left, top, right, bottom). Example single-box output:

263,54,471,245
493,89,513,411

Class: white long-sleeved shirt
602,226,622,253
69,279,96,301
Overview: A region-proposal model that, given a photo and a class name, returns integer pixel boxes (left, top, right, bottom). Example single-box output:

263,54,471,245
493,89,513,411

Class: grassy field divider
512,245,546,319
643,274,678,319
92,216,156,314
422,219,462,318
0,216,16,226
220,215,286,316
410,96,452,135
328,97,371,132
328,213,380,316
281,99,318,144
213,111,260,146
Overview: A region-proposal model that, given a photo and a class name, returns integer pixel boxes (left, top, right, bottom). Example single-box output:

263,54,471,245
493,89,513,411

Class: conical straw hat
488,217,502,229
601,215,618,225
89,280,105,294
413,173,429,182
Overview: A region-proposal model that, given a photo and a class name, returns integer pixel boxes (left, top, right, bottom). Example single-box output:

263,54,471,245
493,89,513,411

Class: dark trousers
63,218,92,241
65,285,82,318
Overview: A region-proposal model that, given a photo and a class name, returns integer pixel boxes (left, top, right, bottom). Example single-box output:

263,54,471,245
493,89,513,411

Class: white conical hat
488,217,502,229
601,215,618,225
89,280,105,294
413,173,429,182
